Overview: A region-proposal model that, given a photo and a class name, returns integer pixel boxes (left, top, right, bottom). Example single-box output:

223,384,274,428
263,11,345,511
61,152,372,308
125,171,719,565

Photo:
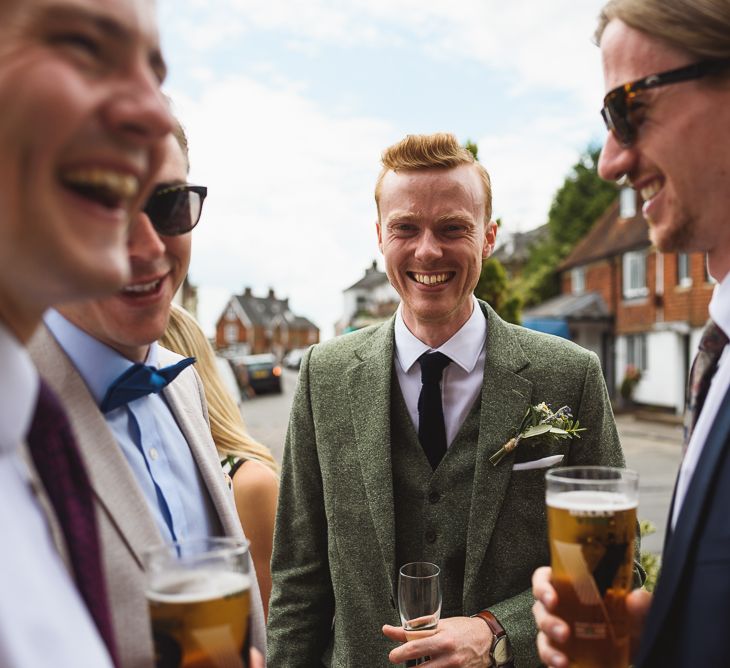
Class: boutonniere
489,402,585,467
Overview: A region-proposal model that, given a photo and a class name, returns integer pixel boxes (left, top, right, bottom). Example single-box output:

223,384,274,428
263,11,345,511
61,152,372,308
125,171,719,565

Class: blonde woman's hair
374,132,493,223
596,0,730,61
161,304,279,475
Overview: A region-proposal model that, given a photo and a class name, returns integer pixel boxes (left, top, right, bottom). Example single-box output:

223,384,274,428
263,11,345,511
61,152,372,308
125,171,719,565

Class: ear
376,220,384,253
482,220,497,259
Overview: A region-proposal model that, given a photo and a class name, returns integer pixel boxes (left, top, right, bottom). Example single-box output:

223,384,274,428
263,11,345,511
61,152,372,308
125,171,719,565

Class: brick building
215,287,319,359
523,188,713,412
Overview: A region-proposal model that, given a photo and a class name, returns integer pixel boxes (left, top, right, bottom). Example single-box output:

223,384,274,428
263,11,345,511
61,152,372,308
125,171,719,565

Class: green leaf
523,424,553,439
549,427,568,435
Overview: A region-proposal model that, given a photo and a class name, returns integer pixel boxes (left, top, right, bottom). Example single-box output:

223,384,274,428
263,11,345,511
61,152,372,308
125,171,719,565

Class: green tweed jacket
267,301,628,667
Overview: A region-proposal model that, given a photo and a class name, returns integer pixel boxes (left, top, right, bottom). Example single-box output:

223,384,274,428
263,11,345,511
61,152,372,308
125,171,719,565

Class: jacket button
428,491,440,504
425,529,437,544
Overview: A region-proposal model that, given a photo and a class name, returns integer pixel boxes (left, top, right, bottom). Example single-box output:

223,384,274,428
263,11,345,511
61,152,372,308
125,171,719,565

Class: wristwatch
471,610,515,668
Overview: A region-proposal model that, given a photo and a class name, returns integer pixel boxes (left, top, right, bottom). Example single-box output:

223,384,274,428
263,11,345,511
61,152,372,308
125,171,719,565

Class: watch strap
471,610,514,668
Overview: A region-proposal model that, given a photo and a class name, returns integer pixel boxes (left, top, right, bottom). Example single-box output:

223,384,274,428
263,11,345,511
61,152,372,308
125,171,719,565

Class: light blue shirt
45,310,218,543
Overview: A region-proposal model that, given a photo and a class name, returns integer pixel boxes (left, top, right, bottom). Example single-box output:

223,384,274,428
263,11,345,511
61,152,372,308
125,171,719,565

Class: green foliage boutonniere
489,402,585,467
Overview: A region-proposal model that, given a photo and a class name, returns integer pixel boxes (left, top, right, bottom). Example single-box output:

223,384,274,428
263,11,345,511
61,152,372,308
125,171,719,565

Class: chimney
243,286,252,297
268,287,275,299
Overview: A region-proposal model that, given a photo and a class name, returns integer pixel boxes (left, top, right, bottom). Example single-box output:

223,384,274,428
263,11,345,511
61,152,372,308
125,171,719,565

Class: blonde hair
596,0,730,60
374,132,493,222
161,304,279,475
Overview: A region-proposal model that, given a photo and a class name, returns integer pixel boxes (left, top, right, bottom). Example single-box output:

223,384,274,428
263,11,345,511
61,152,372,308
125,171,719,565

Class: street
241,372,683,556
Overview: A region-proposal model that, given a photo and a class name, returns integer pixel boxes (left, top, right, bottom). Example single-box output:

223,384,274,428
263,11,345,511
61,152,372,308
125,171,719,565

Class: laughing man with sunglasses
532,1,730,667
28,122,267,667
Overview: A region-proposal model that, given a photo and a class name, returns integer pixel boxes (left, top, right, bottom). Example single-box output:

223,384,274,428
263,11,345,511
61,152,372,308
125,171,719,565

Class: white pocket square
512,454,564,471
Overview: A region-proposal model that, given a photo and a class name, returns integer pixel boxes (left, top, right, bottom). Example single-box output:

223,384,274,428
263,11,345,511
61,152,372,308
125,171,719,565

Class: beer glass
144,537,251,668
398,562,441,667
546,466,638,668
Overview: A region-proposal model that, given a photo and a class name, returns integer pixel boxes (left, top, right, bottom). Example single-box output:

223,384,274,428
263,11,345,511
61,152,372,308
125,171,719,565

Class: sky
157,0,611,339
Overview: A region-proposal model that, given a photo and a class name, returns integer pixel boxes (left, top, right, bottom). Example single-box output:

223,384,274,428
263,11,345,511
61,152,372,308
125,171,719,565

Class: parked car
283,347,308,370
234,353,282,395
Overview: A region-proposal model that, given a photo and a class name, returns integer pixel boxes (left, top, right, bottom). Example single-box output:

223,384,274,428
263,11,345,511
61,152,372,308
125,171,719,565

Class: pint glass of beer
546,466,638,668
144,537,251,668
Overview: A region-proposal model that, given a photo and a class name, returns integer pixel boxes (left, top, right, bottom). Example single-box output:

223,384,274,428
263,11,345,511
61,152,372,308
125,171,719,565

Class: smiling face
376,164,496,346
0,0,172,340
598,18,730,281
59,134,192,362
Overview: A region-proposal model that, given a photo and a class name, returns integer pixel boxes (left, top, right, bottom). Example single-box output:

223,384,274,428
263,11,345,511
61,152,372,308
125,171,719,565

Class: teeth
123,279,160,294
413,273,450,285
640,179,662,201
62,168,139,200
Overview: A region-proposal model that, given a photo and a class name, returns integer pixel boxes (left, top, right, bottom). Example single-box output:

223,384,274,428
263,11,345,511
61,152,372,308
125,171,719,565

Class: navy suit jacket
636,385,730,667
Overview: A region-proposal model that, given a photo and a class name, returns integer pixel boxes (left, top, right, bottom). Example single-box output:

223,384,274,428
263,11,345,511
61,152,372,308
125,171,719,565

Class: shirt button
149,448,159,461
425,530,437,544
428,491,441,504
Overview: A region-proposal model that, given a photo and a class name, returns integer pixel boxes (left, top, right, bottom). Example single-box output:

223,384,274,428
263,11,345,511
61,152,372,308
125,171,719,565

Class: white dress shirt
394,296,487,446
672,273,730,527
0,322,112,667
45,310,218,543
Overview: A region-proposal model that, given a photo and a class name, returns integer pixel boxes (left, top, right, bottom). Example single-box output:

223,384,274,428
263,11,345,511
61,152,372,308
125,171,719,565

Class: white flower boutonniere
489,402,585,467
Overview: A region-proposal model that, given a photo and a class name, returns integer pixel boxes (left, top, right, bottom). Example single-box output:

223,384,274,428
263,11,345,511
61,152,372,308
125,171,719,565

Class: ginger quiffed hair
160,304,279,475
374,132,493,222
596,0,730,60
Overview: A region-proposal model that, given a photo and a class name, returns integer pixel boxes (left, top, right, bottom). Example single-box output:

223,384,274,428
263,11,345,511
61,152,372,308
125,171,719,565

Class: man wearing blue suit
268,133,634,666
533,1,730,667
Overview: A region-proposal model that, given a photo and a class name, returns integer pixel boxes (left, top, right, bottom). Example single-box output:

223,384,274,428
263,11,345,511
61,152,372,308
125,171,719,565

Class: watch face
494,636,513,665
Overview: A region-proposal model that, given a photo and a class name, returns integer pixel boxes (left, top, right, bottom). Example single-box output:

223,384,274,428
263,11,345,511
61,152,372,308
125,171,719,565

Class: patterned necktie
684,320,728,451
100,357,195,413
417,352,452,470
27,380,119,666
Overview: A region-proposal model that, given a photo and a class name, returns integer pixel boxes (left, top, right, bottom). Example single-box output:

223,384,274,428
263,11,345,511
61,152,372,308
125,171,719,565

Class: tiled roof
233,290,316,330
558,199,650,271
346,260,389,291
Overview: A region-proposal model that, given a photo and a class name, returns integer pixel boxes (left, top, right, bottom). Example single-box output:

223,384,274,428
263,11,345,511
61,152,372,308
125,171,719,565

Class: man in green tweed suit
267,133,630,667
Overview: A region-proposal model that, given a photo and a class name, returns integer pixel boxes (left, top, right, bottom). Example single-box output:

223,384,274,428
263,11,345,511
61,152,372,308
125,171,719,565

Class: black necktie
27,380,119,666
417,352,451,470
100,357,195,413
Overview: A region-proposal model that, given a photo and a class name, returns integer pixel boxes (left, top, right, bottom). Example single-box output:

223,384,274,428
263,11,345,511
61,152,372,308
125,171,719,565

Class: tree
517,145,617,307
474,258,522,324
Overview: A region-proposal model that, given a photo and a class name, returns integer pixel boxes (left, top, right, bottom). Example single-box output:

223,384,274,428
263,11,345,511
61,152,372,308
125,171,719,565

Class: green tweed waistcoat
392,378,482,618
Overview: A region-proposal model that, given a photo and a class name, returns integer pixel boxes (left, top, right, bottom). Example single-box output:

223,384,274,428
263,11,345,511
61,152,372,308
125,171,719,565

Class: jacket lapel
29,326,162,568
638,385,730,661
463,303,532,603
348,320,398,591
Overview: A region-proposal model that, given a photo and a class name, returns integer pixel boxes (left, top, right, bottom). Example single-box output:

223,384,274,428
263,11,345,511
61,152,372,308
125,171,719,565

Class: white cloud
159,0,612,338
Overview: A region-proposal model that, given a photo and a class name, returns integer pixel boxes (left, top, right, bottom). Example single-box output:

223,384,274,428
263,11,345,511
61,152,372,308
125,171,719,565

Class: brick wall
662,252,713,327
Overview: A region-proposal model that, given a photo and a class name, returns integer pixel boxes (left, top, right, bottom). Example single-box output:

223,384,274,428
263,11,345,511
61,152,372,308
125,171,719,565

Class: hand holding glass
398,562,441,666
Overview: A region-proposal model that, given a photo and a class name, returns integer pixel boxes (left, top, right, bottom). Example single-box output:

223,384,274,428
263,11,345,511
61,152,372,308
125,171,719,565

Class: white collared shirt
45,310,218,543
672,273,730,527
0,322,112,667
394,296,487,447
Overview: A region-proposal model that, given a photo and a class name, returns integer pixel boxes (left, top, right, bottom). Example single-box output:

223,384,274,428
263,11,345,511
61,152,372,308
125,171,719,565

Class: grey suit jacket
28,325,266,668
267,301,631,667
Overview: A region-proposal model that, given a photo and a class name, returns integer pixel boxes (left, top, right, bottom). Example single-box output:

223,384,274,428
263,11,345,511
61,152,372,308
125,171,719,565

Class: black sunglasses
143,183,207,236
601,58,730,147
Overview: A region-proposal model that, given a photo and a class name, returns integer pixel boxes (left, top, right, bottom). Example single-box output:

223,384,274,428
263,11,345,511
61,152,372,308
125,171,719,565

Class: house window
571,267,586,295
676,253,692,287
626,333,647,372
622,250,648,299
224,323,238,344
619,187,636,219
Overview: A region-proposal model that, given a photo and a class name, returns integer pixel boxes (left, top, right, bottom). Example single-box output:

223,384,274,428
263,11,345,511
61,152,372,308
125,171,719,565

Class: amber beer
144,538,251,668
546,467,638,668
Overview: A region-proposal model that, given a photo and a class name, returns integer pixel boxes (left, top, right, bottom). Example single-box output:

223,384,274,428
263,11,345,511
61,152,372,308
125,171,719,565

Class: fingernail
551,654,564,667
552,624,567,641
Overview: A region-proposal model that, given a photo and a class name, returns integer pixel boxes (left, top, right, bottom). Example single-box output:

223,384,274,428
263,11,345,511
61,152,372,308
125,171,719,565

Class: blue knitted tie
100,357,195,413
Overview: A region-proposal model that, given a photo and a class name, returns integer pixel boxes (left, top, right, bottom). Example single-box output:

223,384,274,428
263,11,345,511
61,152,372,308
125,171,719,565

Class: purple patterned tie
27,380,119,666
683,320,729,452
